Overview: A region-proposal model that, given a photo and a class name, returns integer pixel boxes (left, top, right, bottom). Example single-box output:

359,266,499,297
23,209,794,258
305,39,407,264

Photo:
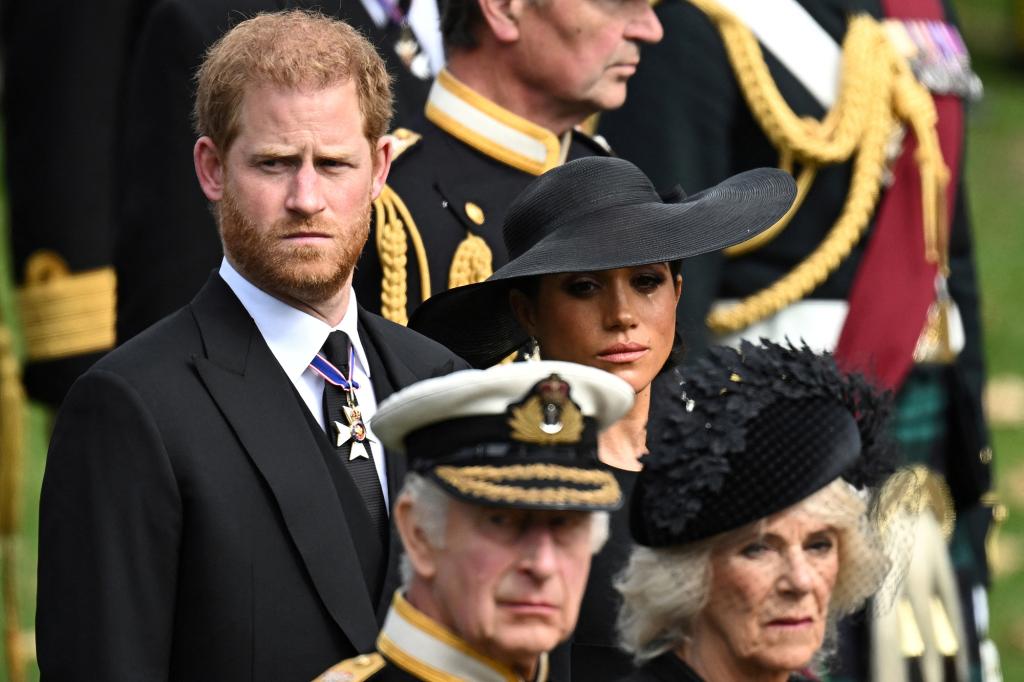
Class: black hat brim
410,167,797,367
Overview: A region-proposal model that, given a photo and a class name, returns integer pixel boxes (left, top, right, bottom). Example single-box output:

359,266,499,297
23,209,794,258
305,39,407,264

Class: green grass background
0,1,1022,679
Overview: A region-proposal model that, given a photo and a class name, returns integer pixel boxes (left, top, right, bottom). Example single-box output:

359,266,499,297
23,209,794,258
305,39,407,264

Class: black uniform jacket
115,0,436,344
36,273,467,681
599,0,991,510
353,69,610,323
2,0,154,405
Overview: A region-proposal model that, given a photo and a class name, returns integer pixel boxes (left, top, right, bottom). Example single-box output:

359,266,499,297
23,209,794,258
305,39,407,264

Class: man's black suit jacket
37,274,468,681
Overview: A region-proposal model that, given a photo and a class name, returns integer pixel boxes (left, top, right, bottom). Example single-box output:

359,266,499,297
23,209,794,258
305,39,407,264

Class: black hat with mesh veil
409,156,796,368
632,340,898,548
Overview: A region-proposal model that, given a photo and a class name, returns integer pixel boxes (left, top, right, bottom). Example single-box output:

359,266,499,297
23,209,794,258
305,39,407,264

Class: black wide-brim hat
409,157,797,367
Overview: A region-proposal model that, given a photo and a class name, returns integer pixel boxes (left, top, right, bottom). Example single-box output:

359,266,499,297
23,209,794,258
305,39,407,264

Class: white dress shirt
219,259,390,508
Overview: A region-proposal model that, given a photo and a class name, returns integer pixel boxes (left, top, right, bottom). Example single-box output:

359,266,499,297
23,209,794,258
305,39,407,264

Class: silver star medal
333,405,371,460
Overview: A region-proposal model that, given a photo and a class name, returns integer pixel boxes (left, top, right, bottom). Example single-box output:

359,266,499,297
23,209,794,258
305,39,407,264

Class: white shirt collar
218,258,371,380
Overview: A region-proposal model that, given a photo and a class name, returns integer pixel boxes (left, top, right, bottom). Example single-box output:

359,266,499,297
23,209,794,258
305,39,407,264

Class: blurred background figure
601,1,999,679
115,0,444,344
2,0,155,407
352,0,663,324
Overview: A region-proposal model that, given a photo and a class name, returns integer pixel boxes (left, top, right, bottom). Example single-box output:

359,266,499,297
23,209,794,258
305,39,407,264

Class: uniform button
979,447,993,464
464,202,485,225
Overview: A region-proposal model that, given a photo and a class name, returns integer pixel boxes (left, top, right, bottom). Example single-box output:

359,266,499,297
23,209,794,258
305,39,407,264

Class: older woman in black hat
617,341,899,682
409,156,796,678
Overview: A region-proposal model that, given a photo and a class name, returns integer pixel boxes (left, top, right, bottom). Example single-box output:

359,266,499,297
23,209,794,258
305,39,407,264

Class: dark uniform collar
425,69,572,176
378,592,550,682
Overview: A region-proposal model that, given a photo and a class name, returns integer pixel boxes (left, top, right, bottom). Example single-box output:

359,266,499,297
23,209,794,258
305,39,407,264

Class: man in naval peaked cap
315,360,634,681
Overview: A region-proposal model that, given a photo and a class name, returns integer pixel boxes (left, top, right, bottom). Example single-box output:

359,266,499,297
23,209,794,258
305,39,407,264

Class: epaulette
389,128,422,163
313,653,386,681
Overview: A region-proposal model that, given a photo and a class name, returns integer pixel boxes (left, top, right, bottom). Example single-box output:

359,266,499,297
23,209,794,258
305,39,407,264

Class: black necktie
320,331,388,541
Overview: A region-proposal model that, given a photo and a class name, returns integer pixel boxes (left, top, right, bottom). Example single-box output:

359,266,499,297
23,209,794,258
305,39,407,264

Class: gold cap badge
508,374,583,445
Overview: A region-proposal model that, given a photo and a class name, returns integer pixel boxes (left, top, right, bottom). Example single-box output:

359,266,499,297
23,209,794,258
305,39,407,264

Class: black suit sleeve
115,0,224,344
37,370,182,679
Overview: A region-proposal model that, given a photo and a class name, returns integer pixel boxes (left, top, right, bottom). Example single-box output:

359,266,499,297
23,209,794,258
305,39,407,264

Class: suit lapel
358,309,417,504
358,311,418,619
189,275,379,651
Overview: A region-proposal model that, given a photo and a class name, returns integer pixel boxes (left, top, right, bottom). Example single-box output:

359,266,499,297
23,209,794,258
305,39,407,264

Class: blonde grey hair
616,478,891,663
398,472,611,587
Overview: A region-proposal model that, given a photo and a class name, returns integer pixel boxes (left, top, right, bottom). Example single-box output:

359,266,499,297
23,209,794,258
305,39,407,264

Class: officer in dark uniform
352,0,664,324
313,361,634,681
1,0,154,406
600,1,998,680
114,0,443,344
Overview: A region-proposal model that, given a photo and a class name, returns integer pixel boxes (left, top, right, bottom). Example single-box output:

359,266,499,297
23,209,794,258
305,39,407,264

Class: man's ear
478,0,526,43
371,135,394,201
509,288,538,336
394,495,439,580
194,136,226,201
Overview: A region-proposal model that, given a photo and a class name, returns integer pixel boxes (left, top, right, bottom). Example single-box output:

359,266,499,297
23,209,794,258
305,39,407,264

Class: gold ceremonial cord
375,187,496,323
688,0,950,335
0,326,29,682
448,233,493,290
375,185,431,325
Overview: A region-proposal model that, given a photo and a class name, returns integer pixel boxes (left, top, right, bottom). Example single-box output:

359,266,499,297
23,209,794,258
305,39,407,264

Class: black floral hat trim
639,339,897,542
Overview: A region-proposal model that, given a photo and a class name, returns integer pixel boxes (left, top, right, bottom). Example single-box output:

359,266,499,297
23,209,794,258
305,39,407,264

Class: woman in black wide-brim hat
409,156,797,678
617,340,900,682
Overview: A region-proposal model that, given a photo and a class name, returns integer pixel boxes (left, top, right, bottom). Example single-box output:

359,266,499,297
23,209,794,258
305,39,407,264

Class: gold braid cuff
17,250,116,360
448,233,493,290
434,463,621,507
688,0,950,335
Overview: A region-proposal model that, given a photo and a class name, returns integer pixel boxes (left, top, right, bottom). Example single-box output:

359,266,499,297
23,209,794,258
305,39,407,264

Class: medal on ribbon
336,405,371,460
884,19,983,101
311,346,374,459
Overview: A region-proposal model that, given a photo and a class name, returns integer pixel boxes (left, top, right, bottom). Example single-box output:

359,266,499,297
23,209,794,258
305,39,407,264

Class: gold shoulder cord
374,129,430,325
374,129,496,324
0,326,29,682
375,185,430,325
687,0,950,335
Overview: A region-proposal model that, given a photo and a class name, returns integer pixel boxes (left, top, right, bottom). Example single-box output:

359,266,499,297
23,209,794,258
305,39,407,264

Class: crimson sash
833,0,963,390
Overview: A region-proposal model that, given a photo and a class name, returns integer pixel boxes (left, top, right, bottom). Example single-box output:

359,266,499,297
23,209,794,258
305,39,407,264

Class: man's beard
218,189,370,306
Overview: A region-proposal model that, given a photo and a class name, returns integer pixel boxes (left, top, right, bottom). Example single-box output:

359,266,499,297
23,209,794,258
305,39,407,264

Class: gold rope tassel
374,186,432,325
690,0,951,335
448,233,493,290
891,57,951,273
0,326,28,682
